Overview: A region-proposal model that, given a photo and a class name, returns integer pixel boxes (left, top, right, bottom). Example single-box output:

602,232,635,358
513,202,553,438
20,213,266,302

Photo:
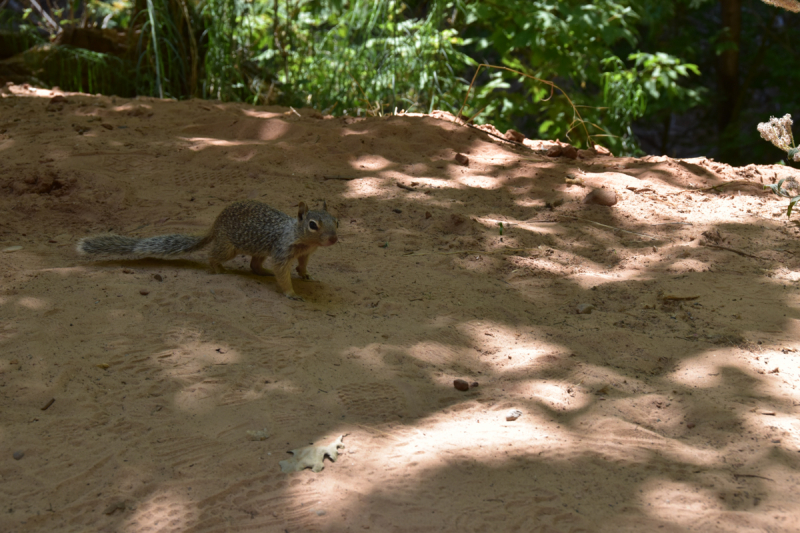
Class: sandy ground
1,83,800,533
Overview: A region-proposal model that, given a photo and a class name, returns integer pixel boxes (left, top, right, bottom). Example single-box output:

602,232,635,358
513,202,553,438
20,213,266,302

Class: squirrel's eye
309,221,318,231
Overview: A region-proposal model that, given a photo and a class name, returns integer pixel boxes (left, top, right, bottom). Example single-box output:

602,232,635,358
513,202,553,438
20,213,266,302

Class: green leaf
787,195,800,218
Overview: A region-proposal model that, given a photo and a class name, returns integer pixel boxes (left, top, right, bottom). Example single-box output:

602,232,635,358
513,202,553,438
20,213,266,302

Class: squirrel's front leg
296,253,312,280
274,263,303,300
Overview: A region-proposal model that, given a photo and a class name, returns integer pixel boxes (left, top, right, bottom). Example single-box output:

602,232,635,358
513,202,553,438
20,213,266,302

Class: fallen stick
556,214,659,240
668,181,759,195
733,473,774,482
404,247,539,257
703,243,764,259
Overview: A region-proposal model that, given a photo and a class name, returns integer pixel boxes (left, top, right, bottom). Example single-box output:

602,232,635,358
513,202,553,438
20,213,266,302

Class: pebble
12,450,24,460
575,303,595,314
504,129,525,143
505,409,522,421
139,289,150,296
470,382,479,388
103,501,127,515
246,428,270,441
2,246,22,252
152,274,163,281
583,188,618,206
453,379,470,391
546,144,578,159
545,197,564,209
455,153,470,166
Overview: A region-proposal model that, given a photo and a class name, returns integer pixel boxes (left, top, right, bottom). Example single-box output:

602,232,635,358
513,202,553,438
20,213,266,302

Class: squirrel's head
298,201,338,246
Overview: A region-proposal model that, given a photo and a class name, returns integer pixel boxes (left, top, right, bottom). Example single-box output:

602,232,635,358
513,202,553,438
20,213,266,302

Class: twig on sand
404,247,538,257
668,181,758,195
556,214,658,240
733,473,774,482
702,243,764,259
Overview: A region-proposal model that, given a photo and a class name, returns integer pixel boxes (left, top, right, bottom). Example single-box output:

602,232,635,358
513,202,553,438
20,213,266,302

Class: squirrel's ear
322,200,328,212
297,202,308,220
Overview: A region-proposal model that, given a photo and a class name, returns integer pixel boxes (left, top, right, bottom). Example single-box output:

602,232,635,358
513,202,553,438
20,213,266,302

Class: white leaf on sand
280,435,346,473
246,428,270,441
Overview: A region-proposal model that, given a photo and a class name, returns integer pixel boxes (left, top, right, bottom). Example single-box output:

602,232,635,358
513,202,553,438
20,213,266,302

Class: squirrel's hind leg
250,256,273,276
209,241,236,273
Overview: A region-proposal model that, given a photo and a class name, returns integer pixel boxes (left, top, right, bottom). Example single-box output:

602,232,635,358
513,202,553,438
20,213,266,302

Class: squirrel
77,200,339,300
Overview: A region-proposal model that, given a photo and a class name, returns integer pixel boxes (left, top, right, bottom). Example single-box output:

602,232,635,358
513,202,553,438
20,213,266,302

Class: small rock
152,274,163,281
101,123,114,130
139,289,150,296
575,303,594,314
12,451,24,460
453,379,470,391
425,211,432,219
504,129,526,143
122,268,134,274
592,144,612,156
505,409,522,421
246,428,270,441
455,153,470,166
470,382,479,388
103,501,127,515
583,188,618,206
545,197,564,209
49,95,68,104
686,423,696,429
2,246,22,252
561,145,578,159
546,144,578,159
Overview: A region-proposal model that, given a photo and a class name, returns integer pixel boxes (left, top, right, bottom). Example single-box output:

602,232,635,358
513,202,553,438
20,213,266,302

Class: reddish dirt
1,83,800,532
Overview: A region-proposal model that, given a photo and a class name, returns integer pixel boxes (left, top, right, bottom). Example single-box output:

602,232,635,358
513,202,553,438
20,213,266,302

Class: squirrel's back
212,200,338,265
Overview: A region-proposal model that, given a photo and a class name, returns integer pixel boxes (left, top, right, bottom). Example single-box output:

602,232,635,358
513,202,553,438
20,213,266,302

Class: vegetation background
1,0,798,165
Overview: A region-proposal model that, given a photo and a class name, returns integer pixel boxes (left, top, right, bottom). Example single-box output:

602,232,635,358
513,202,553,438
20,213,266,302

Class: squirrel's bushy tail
77,234,211,256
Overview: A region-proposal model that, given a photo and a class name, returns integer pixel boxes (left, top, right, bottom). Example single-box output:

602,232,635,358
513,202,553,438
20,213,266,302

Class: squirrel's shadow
79,256,328,294
83,257,211,273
